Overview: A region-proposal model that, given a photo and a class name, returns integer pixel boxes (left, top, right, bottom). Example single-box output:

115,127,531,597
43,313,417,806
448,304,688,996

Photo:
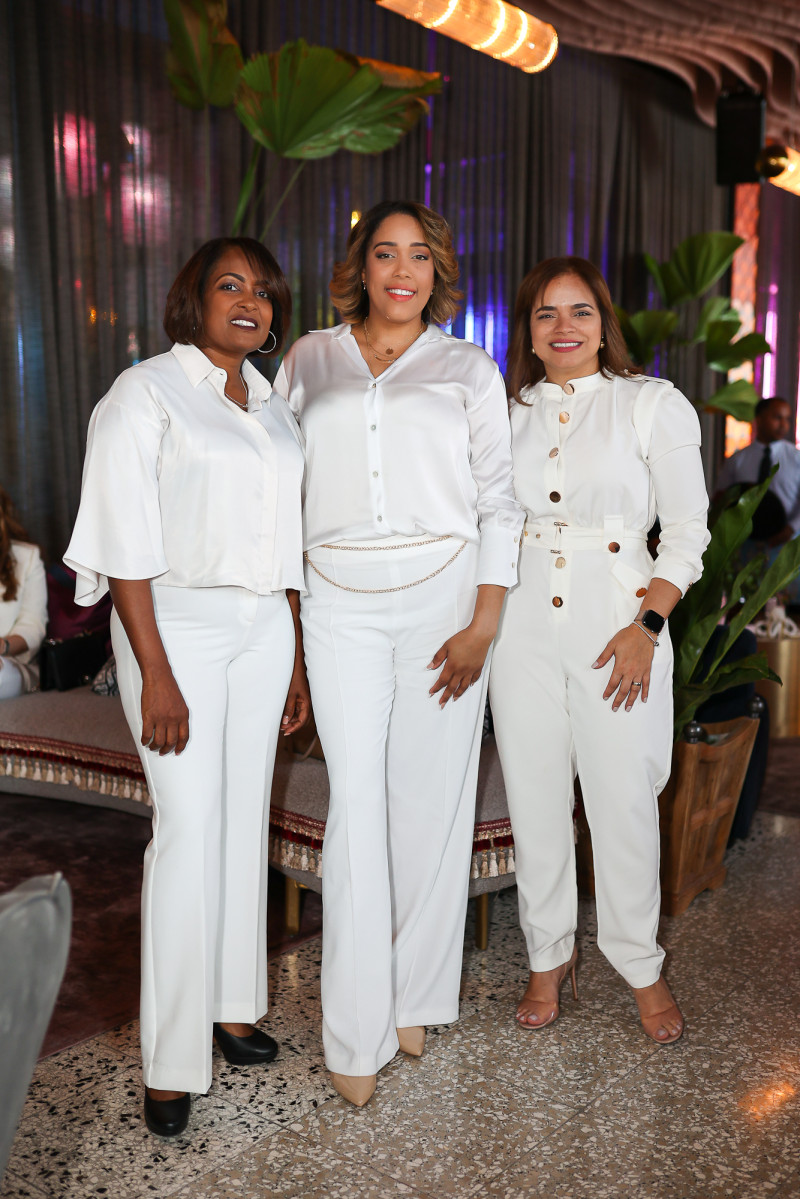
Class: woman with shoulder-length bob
274,199,523,1106
65,237,309,1137
489,256,709,1044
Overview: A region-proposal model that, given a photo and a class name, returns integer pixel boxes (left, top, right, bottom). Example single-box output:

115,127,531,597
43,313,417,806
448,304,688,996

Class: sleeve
8,546,47,653
465,354,525,587
64,375,170,606
647,387,710,594
272,346,298,415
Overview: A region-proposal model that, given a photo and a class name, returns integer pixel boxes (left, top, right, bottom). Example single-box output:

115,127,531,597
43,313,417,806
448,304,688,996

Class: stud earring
361,280,366,291
600,335,606,349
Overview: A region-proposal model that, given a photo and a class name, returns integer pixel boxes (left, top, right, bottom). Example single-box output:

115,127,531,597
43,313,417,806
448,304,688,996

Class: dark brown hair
330,200,463,326
507,256,639,404
0,487,32,602
163,237,292,357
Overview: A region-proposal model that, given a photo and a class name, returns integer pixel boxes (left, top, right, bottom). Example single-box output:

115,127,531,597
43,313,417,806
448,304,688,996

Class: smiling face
198,247,274,362
362,213,435,330
529,273,603,387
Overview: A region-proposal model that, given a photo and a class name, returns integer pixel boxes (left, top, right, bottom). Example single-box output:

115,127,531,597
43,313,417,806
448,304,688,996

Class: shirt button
370,424,377,431
377,515,383,521
372,471,379,477
555,557,566,568
636,587,647,597
552,596,563,607
371,382,377,389
563,383,575,395
559,412,570,424
608,542,620,553
549,448,559,458
549,491,561,503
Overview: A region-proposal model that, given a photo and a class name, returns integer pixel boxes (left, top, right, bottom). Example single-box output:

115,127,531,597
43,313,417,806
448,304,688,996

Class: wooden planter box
756,637,800,738
575,715,758,916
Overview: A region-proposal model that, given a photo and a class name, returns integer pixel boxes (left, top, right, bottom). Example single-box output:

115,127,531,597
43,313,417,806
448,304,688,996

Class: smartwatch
638,609,665,636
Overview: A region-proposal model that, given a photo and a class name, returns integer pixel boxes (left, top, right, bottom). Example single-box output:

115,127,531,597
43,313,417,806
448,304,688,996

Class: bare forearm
468,583,507,643
287,589,305,671
637,578,682,622
0,634,28,656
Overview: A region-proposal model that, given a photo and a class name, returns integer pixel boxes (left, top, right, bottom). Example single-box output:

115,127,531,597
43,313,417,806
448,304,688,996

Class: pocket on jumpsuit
609,558,655,627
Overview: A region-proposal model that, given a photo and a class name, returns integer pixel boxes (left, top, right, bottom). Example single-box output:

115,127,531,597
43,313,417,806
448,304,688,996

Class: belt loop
604,515,625,553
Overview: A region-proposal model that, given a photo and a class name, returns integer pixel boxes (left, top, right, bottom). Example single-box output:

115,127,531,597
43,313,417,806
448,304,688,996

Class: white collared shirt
0,543,47,659
65,342,305,604
716,438,800,533
511,372,709,595
273,323,523,587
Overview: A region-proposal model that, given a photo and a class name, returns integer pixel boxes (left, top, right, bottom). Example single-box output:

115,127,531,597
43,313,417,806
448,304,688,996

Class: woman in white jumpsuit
274,201,523,1105
489,258,709,1044
65,238,309,1137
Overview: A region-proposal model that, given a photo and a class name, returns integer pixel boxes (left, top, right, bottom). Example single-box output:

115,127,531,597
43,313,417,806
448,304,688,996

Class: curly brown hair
163,237,292,357
507,257,639,404
330,200,463,326
0,487,32,602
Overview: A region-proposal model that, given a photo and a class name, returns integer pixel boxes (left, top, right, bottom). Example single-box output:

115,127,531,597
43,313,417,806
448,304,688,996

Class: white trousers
301,538,489,1076
489,526,673,988
0,658,23,699
112,584,294,1093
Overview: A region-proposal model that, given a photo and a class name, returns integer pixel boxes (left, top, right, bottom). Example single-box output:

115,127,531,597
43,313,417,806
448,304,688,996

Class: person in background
64,237,308,1138
716,396,800,546
489,257,709,1046
0,487,47,697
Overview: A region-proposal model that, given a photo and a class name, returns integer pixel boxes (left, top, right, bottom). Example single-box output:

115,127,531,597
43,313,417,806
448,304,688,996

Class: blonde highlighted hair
330,200,463,326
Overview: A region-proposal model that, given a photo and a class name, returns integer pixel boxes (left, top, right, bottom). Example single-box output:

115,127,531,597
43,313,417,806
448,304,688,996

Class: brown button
555,557,566,568
549,447,559,458
559,412,570,424
552,596,563,607
563,383,575,395
549,491,561,503
608,542,620,553
636,587,647,598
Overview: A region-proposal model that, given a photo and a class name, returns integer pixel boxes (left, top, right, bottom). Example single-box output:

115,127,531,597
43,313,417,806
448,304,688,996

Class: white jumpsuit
489,371,709,987
274,323,523,1075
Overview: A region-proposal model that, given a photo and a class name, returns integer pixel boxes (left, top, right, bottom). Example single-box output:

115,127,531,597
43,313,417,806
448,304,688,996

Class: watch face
641,609,665,635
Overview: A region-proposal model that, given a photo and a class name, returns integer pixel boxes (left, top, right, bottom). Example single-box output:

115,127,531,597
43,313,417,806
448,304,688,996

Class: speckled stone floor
3,811,799,1199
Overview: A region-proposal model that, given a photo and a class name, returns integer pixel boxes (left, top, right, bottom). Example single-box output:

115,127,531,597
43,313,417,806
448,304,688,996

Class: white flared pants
112,584,294,1093
301,538,488,1076
489,527,673,988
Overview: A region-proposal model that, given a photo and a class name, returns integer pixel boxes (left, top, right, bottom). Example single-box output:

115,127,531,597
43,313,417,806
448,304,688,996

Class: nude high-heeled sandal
329,1072,376,1107
631,977,684,1044
396,1026,426,1056
516,946,579,1030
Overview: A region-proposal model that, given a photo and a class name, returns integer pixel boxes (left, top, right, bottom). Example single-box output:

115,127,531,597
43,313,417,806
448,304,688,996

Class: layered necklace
363,319,426,365
224,370,249,411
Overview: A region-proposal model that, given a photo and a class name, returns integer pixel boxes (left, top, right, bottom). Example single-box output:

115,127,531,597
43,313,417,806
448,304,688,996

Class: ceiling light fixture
376,0,558,74
756,144,800,197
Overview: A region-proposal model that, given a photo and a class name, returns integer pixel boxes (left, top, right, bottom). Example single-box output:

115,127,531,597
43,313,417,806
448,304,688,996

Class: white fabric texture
301,539,489,1075
65,342,306,604
273,323,524,588
113,584,295,1094
716,437,800,533
0,542,47,659
511,372,709,595
0,657,24,699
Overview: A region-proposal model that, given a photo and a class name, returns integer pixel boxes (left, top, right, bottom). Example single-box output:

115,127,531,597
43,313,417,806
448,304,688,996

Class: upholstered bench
0,689,517,947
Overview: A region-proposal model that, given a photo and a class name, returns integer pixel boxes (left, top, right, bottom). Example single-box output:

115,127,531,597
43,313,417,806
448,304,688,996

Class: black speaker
716,92,765,185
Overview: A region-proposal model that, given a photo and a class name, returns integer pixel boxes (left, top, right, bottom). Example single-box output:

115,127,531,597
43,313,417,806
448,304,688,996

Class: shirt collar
537,370,606,398
171,342,272,411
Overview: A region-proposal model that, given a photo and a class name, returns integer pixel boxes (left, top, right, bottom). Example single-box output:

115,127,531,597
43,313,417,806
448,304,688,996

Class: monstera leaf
704,378,760,421
614,306,677,366
646,233,744,307
164,0,242,109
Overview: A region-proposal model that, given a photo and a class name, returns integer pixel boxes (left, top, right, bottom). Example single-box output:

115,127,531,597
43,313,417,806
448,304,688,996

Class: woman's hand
140,670,190,754
428,626,493,707
593,624,654,711
281,664,311,736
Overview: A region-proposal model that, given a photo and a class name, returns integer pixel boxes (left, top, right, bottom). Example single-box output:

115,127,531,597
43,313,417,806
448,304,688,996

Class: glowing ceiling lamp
376,0,558,74
757,144,800,196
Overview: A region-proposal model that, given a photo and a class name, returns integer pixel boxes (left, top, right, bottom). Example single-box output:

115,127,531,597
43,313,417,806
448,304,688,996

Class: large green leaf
614,306,677,366
235,40,439,160
701,378,760,421
164,0,242,110
705,326,771,372
689,296,734,344
647,232,744,306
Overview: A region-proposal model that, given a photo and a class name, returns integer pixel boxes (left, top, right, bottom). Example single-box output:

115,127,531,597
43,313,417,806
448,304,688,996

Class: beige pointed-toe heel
329,1072,376,1107
397,1026,426,1056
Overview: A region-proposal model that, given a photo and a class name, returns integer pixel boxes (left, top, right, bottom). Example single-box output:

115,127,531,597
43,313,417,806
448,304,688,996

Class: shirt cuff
651,559,700,598
476,524,521,588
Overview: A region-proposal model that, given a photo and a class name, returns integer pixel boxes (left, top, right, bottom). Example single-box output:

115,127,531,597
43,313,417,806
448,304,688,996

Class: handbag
39,630,110,692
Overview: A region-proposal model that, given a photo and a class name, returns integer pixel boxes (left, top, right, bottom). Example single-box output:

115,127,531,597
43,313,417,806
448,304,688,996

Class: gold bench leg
474,893,490,951
285,877,304,936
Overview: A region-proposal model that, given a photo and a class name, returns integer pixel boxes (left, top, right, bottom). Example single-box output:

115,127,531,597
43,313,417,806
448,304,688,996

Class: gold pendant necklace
363,319,425,364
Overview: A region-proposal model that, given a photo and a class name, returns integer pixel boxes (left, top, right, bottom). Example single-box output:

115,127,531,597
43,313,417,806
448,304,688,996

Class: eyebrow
535,301,595,312
214,271,269,286
372,241,430,249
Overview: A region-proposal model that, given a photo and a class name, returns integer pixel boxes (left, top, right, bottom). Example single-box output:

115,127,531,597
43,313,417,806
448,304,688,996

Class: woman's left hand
281,665,312,735
593,624,654,711
428,627,493,707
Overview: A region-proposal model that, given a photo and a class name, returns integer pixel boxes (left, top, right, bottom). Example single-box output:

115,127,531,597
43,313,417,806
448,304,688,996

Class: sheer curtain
2,0,728,558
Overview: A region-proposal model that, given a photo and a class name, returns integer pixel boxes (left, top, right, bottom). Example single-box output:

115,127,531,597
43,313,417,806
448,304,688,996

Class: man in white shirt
716,397,800,546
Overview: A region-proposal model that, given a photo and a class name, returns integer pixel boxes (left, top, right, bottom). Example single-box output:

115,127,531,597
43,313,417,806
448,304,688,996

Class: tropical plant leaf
688,296,735,344
705,326,771,373
661,232,744,304
614,306,677,366
164,0,242,110
702,378,760,421
643,253,666,303
673,659,779,739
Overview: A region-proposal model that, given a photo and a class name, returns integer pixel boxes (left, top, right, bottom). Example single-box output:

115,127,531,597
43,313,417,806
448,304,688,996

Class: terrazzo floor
3,810,799,1199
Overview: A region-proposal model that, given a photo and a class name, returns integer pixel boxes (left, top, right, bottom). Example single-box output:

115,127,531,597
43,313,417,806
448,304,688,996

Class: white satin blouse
273,323,524,587
65,342,305,605
511,372,709,595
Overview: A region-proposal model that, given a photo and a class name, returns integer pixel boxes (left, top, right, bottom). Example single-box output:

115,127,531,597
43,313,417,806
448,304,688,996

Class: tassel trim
0,733,150,806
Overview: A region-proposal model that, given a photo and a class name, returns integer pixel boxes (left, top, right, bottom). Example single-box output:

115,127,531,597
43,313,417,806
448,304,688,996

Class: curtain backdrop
2,0,733,559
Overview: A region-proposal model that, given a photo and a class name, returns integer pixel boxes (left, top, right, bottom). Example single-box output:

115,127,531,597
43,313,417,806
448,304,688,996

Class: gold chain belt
303,539,467,594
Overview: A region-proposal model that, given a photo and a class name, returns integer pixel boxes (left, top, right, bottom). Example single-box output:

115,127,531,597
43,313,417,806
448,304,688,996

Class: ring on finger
630,681,642,688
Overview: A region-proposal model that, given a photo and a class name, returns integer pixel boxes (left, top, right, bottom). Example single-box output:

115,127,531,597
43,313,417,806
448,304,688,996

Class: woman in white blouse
65,238,308,1138
274,200,523,1106
490,258,709,1045
0,487,47,697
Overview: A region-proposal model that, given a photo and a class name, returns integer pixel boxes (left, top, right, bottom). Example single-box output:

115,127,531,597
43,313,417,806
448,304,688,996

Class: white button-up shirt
716,437,800,533
65,343,305,604
273,323,523,587
511,372,709,595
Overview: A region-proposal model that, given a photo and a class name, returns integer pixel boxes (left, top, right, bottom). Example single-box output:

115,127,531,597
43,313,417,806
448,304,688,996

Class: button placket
365,379,385,529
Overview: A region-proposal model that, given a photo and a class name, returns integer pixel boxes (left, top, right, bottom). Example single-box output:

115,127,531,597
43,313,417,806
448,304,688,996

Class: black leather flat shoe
144,1089,190,1137
213,1023,279,1066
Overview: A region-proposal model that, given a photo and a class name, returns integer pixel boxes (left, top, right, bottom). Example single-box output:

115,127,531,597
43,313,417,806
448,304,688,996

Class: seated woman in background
0,486,47,697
